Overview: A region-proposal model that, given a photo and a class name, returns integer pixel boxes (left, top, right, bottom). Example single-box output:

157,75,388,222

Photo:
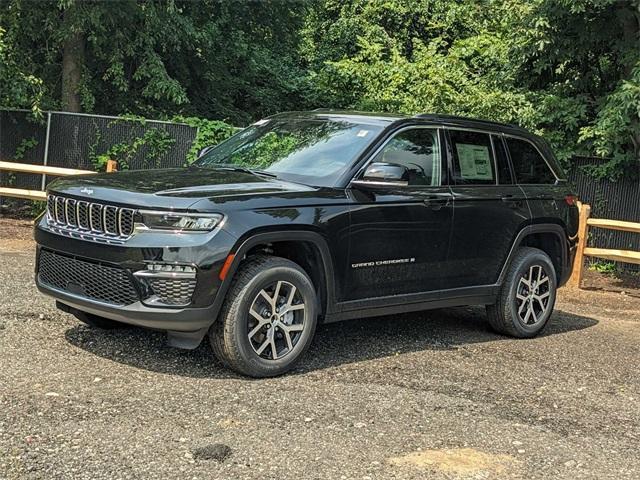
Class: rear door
445,129,530,288
504,135,567,224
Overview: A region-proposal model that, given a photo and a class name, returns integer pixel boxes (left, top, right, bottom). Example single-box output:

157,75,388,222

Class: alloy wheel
247,280,306,360
515,264,551,326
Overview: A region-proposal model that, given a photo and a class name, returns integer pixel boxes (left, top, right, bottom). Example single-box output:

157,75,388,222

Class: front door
445,129,531,288
345,127,454,301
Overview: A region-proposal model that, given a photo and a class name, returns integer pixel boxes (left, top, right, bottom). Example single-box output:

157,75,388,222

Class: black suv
35,111,579,377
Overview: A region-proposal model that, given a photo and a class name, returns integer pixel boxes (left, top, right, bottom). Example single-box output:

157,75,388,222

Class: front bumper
34,218,238,344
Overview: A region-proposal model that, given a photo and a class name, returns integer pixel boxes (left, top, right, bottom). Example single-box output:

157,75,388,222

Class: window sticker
356,129,370,137
455,143,493,180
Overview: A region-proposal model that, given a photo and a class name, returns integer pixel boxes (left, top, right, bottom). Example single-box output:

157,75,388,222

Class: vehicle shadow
64,307,598,379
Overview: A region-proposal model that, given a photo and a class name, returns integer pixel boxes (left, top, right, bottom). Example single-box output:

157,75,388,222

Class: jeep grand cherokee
35,111,579,377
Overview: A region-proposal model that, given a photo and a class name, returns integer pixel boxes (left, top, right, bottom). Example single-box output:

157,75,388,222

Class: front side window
449,130,496,185
195,117,383,187
372,128,441,186
506,137,556,184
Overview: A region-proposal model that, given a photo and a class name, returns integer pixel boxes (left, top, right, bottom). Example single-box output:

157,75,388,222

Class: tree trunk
61,10,85,113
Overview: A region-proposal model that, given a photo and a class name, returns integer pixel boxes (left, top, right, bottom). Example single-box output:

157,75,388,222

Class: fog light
146,263,196,274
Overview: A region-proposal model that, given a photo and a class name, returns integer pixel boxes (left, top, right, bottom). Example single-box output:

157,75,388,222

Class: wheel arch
213,230,337,323
499,224,569,286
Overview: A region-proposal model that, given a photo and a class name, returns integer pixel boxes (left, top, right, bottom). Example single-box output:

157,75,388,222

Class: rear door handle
501,195,523,209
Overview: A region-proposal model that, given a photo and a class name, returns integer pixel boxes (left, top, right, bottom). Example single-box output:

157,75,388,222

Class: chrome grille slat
46,194,135,241
55,197,66,223
65,199,77,227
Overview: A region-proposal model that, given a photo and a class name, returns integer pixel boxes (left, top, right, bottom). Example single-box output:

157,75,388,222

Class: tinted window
506,137,556,184
449,130,496,185
373,128,440,186
492,135,513,184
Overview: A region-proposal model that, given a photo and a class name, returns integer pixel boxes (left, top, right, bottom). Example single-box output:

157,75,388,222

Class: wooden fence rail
0,159,117,201
569,202,640,288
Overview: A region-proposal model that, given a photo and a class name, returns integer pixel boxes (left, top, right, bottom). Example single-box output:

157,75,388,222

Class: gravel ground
1,227,639,479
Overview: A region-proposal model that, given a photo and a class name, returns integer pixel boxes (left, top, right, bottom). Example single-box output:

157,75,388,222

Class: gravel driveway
1,221,639,479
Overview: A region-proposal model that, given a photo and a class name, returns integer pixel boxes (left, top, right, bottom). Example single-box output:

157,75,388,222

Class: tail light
565,194,578,206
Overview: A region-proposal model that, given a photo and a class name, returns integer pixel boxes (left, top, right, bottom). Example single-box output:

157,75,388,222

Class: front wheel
210,255,318,377
486,247,557,338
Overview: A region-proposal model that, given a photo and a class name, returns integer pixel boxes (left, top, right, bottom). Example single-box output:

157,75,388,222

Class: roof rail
413,113,524,131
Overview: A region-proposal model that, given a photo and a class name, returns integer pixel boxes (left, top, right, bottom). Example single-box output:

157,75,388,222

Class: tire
209,255,318,377
73,310,128,330
486,247,557,338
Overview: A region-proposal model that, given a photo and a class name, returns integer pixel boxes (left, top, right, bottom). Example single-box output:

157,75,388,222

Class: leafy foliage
173,116,238,164
88,118,176,171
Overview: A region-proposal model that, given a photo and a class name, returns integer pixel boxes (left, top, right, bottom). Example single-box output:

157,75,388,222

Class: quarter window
492,135,513,185
449,130,496,185
372,128,441,186
506,137,556,184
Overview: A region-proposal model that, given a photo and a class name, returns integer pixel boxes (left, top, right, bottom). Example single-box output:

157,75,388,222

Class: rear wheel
486,247,557,338
210,255,318,377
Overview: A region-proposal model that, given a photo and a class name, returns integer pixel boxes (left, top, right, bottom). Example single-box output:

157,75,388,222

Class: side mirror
197,145,215,158
351,162,409,188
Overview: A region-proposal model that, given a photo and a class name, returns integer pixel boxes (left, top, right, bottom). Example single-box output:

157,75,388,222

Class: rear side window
492,135,513,185
448,130,496,185
506,137,556,184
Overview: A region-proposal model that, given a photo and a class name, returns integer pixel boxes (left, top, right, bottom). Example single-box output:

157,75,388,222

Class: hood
48,167,315,210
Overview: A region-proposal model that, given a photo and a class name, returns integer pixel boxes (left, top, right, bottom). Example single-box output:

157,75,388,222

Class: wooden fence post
568,202,591,288
106,159,118,173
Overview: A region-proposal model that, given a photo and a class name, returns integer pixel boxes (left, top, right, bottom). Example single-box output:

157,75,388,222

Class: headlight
139,211,223,232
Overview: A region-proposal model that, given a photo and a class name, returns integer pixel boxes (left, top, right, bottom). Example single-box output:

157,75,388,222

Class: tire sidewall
507,250,557,337
230,264,318,376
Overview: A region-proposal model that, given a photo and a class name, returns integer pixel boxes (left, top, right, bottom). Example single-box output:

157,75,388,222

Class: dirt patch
388,448,517,476
581,269,640,297
0,217,35,252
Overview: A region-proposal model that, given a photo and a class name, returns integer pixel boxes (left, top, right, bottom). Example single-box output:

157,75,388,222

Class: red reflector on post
218,254,235,281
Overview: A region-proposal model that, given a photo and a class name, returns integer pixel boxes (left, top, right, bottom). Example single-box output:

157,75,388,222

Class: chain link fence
0,109,197,204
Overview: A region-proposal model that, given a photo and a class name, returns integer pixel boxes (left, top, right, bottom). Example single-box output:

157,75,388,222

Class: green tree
0,0,312,123
302,0,640,177
0,25,43,112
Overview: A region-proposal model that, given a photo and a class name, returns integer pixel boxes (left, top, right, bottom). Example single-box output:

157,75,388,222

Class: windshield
194,117,383,187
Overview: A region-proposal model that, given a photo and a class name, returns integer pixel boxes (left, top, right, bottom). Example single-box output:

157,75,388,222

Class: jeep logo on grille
80,187,94,195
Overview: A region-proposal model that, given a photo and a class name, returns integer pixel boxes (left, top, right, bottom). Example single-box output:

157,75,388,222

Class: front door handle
423,196,451,211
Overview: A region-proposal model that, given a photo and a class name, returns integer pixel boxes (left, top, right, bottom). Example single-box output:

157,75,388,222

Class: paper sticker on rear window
456,143,493,180
356,130,370,137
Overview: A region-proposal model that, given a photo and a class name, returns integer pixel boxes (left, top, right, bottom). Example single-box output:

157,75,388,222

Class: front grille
46,194,136,239
147,277,197,306
38,250,139,306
